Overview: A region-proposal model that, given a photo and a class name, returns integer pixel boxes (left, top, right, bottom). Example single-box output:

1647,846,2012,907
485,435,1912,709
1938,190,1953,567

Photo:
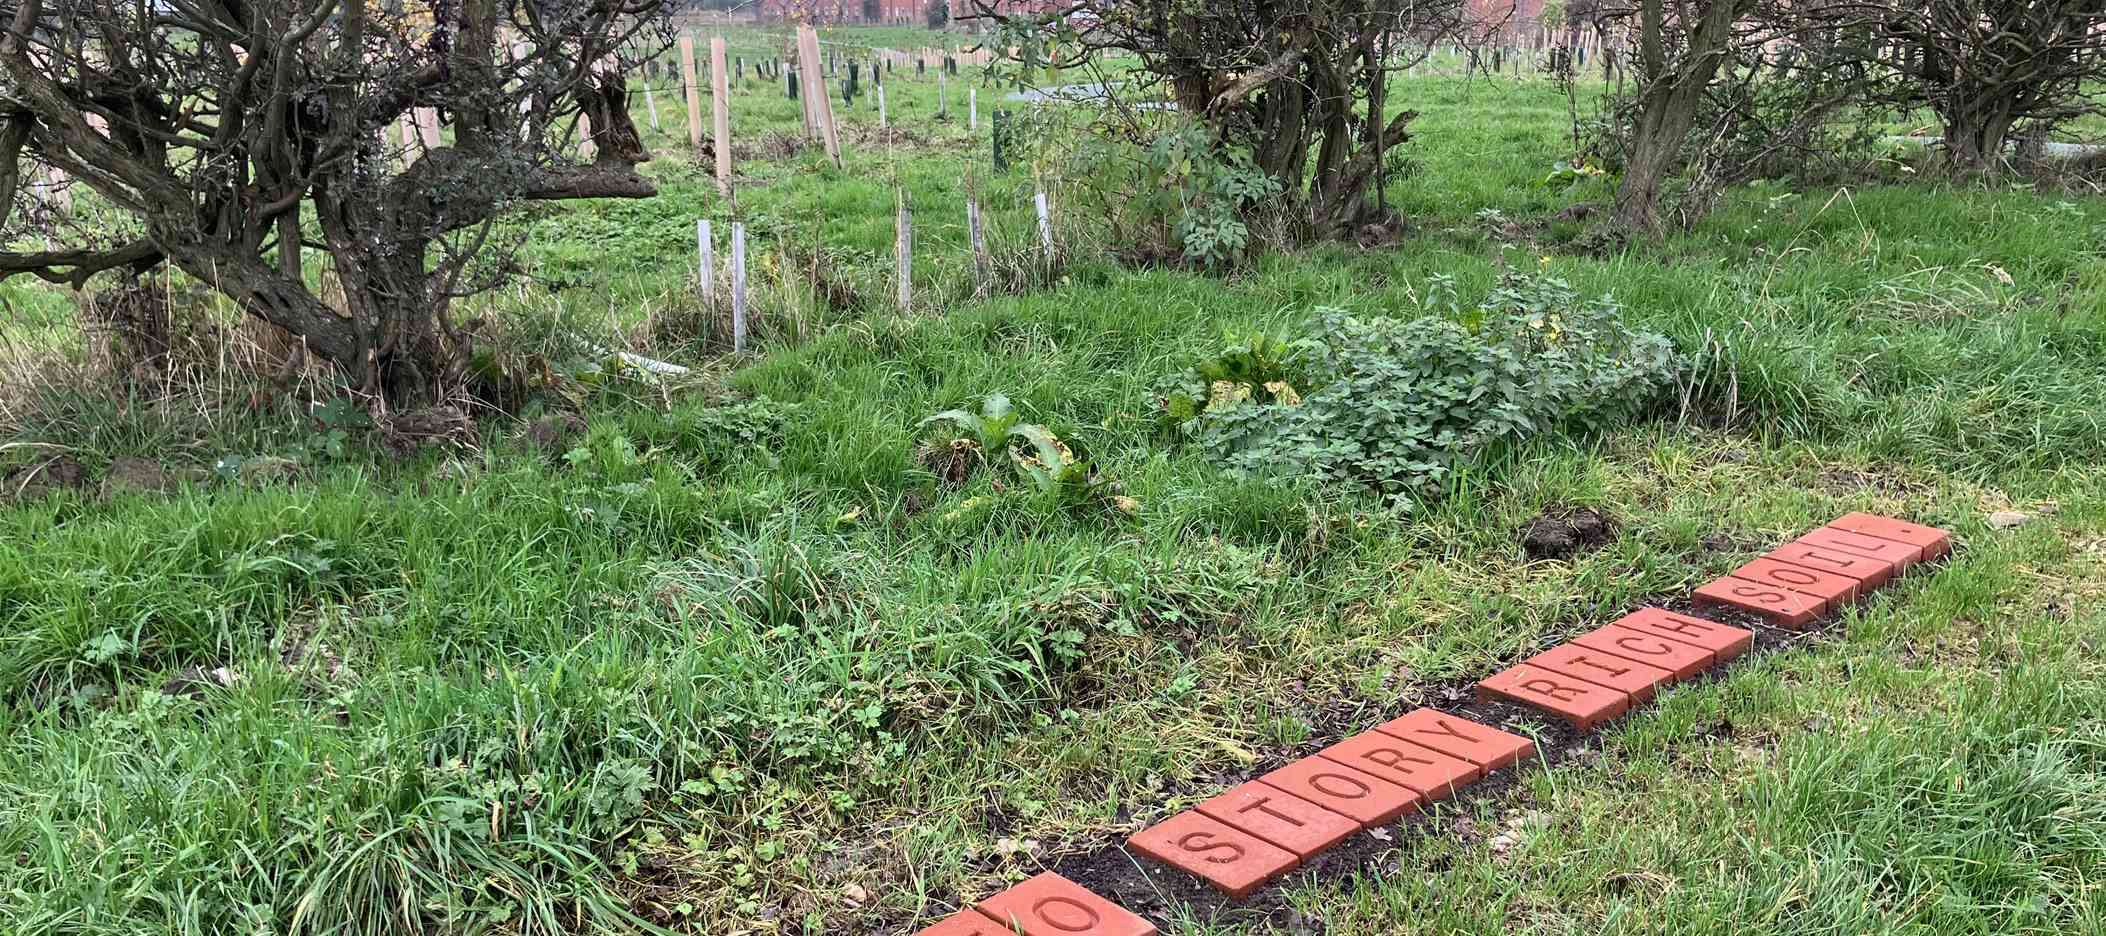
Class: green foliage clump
1167,273,1679,503
921,394,1135,512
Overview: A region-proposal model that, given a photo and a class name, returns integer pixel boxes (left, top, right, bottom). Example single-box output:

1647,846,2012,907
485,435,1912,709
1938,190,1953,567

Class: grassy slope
3,27,2105,935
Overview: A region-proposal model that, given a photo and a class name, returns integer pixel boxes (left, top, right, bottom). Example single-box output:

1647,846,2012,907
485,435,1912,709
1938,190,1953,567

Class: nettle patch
1163,273,1679,506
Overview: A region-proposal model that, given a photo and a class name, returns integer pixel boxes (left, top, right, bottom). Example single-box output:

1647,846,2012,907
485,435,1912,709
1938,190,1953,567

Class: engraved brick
1522,642,1676,702
1372,708,1536,771
1797,527,1923,569
1257,756,1422,825
1734,556,1860,609
1609,607,1754,661
1317,730,1479,800
1767,540,1894,589
975,872,1156,936
1197,781,1359,859
1694,575,1824,628
915,911,1007,936
1477,663,1630,730
1571,623,1705,678
1127,810,1296,899
1827,512,1951,560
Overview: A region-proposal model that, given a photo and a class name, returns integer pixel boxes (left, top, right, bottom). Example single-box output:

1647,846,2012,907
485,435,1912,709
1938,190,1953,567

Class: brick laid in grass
1372,708,1536,771
1318,730,1480,800
1694,575,1825,628
1769,540,1896,588
1478,663,1630,730
975,872,1156,936
1571,623,1715,679
1827,511,1952,560
1522,642,1677,702
1610,608,1755,661
1197,781,1361,860
1127,810,1297,899
1733,556,1861,609
914,911,1009,935
1257,756,1422,825
1798,526,1924,569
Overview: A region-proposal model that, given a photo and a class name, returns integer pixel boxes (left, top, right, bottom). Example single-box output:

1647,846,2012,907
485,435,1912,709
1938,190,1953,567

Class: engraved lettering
1175,831,1246,864
1237,795,1305,828
1520,678,1584,701
1613,635,1674,656
1730,584,1788,604
1765,566,1819,586
1416,717,1481,743
1307,772,1372,799
1569,653,1632,678
1648,615,1714,637
1360,746,1434,775
1032,896,1100,932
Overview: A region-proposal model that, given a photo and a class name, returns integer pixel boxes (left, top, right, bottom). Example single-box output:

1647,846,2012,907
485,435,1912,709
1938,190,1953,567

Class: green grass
4,25,2106,935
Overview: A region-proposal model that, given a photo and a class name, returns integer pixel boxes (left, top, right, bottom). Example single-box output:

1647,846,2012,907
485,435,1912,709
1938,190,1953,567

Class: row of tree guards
349,27,1605,363
687,183,1052,355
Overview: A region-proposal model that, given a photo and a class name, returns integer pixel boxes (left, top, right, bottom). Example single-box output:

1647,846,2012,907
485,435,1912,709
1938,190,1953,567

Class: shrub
1166,273,1678,504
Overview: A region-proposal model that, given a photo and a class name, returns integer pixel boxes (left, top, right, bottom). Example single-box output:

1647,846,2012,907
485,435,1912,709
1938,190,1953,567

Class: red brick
1733,556,1860,609
1767,540,1895,589
975,872,1156,936
1372,708,1536,772
1317,730,1480,801
1126,810,1296,899
1522,642,1676,702
1571,624,1714,680
1477,663,1630,730
915,911,1008,936
1694,575,1824,628
1197,781,1359,860
1827,512,1951,561
1610,607,1755,662
1257,756,1422,826
1797,527,1923,569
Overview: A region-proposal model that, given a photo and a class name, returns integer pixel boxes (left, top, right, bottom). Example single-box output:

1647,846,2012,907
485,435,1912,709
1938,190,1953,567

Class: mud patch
3,454,89,501
1519,505,1619,561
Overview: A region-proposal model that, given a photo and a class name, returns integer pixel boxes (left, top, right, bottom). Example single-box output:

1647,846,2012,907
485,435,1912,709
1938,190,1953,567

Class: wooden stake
731,222,748,354
697,218,715,309
895,191,913,311
711,36,733,196
680,35,704,151
643,80,660,131
878,85,888,129
970,88,978,131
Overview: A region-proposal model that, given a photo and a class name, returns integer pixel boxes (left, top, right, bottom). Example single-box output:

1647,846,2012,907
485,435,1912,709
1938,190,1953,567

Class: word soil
913,513,1949,929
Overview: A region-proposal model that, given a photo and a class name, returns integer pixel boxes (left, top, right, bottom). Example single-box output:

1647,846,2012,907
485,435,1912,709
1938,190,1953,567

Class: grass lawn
3,24,2105,936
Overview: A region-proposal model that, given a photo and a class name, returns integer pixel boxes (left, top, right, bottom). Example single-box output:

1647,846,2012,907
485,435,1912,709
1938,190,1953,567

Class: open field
4,24,2106,936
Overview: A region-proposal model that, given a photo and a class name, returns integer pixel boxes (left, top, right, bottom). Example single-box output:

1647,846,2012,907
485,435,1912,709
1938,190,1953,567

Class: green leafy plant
1540,158,1609,190
921,395,1135,513
920,393,1028,456
1165,330,1304,423
1166,272,1679,505
1152,125,1285,267
1010,424,1127,511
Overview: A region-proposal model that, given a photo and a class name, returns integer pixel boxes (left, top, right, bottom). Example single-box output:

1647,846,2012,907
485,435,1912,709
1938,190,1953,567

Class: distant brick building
757,0,922,24
1467,0,1550,41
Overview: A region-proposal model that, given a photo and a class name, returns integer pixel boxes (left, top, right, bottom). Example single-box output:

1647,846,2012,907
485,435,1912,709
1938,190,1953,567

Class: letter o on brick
1032,896,1100,932
1308,771,1371,799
